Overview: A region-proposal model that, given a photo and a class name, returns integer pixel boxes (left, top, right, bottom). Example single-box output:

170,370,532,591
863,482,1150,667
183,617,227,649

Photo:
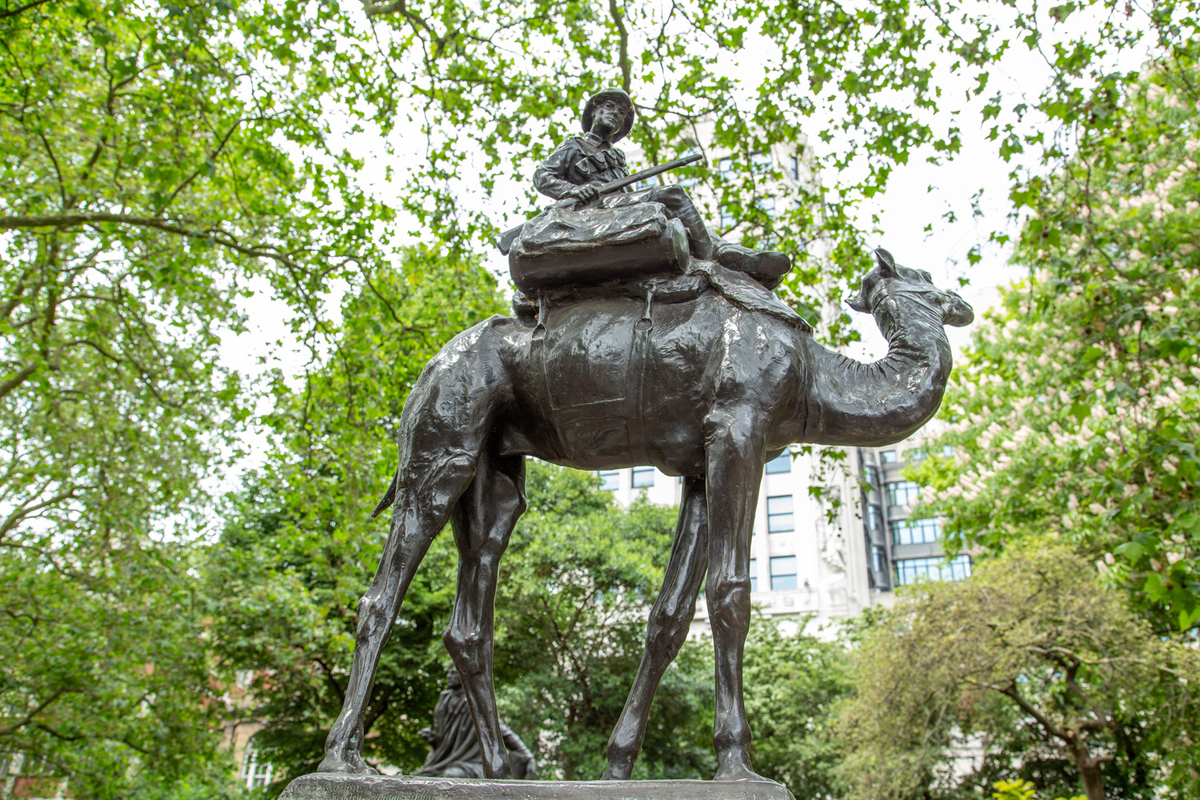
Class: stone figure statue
416,666,536,780
285,86,975,799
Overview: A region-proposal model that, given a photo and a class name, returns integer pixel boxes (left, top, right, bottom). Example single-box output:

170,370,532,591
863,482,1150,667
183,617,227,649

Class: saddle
509,200,809,332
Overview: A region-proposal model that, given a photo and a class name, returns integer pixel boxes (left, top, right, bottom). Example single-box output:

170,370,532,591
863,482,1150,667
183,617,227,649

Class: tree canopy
837,540,1200,800
912,55,1200,630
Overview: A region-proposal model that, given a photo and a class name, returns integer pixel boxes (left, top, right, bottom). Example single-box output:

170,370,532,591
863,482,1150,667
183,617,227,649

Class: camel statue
317,248,973,781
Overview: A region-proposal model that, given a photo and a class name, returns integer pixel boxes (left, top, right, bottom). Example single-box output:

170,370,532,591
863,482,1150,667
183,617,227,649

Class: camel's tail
371,469,400,518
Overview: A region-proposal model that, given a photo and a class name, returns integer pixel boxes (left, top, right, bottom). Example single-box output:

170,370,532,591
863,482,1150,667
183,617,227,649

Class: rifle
494,153,704,255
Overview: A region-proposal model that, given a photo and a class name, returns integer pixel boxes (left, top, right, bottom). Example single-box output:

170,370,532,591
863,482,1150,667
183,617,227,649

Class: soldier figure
532,88,792,289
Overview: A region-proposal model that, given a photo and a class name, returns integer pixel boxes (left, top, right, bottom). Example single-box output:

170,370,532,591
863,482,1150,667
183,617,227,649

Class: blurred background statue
415,666,537,780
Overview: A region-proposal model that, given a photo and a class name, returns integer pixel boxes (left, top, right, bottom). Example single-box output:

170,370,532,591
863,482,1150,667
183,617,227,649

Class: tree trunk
1069,747,1107,800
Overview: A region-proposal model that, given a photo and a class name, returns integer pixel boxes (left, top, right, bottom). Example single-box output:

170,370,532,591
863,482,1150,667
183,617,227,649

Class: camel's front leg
603,475,709,780
704,407,766,782
444,448,527,779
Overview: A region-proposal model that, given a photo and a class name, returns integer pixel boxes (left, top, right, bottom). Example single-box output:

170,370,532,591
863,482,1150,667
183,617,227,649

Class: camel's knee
704,411,757,453
444,625,488,674
706,577,751,634
645,607,691,660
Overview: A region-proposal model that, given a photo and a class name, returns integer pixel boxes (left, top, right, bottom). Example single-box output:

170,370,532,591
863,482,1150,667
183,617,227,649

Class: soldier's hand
567,184,601,202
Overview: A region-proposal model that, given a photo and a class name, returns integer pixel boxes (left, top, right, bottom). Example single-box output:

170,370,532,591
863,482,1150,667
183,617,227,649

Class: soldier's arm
533,140,583,200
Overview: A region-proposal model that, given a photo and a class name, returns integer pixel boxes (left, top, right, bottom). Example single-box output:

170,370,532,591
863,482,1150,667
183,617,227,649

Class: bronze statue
416,666,536,780
316,244,973,781
507,88,791,292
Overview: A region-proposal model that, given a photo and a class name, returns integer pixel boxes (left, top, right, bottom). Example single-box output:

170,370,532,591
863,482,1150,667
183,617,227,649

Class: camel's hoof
317,752,378,775
713,753,766,783
714,767,768,782
601,761,633,781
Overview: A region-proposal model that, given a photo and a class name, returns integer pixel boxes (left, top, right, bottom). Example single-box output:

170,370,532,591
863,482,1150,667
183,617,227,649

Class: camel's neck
798,291,953,447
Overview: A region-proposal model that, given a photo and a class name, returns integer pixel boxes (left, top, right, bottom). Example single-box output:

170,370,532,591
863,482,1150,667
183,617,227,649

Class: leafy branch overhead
912,60,1200,630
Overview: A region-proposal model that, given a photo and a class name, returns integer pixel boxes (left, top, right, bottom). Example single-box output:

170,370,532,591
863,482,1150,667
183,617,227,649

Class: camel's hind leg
444,446,527,778
319,325,506,774
603,475,709,780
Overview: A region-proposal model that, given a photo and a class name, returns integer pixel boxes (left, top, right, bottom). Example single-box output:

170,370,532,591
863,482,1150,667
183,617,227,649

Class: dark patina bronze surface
315,247,973,782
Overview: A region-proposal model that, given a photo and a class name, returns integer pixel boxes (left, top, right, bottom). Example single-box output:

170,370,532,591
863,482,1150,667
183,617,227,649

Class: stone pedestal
280,774,795,800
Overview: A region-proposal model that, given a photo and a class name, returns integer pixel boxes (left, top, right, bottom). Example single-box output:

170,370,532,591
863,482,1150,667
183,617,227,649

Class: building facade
600,437,970,634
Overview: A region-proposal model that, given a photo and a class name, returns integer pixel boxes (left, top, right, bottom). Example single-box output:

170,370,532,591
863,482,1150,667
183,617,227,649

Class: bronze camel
317,248,973,779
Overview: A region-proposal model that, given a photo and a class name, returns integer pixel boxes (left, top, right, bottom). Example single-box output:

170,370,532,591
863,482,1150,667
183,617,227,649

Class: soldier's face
591,100,627,138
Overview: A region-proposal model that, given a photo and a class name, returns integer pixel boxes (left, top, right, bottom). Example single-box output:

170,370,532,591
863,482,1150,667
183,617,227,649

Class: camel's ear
874,248,897,277
847,292,869,313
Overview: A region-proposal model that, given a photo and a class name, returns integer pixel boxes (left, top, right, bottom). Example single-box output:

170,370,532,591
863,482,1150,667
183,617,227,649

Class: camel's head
847,248,974,327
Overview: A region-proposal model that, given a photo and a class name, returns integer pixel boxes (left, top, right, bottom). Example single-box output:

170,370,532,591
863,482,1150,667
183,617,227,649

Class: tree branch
0,0,53,20
0,687,76,736
0,363,37,402
608,0,631,92
0,212,305,270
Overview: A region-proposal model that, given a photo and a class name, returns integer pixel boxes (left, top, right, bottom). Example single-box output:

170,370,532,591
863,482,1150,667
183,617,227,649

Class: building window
631,466,655,488
770,556,797,590
905,447,927,462
766,495,794,532
748,558,758,593
750,152,772,174
242,739,275,790
765,451,791,474
790,154,801,180
866,504,883,532
891,517,941,545
872,545,887,573
719,205,736,227
598,470,620,491
886,480,921,507
943,445,956,457
894,555,972,586
758,197,776,220
880,449,898,463
862,465,879,489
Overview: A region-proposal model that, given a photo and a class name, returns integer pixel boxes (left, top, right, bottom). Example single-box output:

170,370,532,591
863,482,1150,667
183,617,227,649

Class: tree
742,618,850,800
0,0,404,792
911,58,1200,630
836,541,1200,800
8,0,1200,790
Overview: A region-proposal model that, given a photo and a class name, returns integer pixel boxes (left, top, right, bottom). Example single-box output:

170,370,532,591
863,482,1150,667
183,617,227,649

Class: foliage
992,778,1083,800
836,540,1200,800
0,542,225,799
742,618,850,800
301,0,1200,338
0,0,404,791
492,462,714,781
911,59,1200,629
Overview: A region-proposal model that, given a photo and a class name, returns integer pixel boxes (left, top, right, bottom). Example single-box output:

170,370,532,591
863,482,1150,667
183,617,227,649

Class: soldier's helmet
582,88,636,142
